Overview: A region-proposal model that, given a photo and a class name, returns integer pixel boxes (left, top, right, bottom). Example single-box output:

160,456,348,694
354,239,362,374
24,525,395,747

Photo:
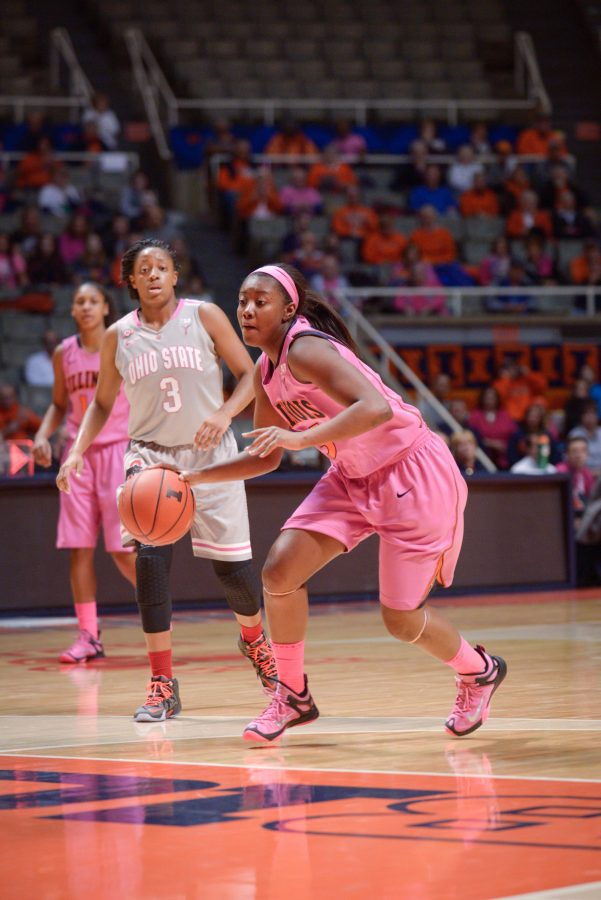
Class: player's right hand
56,452,84,493
32,437,52,468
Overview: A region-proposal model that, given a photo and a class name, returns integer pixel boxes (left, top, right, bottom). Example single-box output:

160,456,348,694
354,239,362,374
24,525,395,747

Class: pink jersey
62,334,129,445
261,316,425,478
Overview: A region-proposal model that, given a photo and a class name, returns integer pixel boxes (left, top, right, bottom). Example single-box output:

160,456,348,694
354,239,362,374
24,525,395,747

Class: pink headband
251,265,299,310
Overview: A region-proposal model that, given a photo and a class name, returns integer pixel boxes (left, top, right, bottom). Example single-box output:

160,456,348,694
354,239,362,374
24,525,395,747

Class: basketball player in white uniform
57,239,276,721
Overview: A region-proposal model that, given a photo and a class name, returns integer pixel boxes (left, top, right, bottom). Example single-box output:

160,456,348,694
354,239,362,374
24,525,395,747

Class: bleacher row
90,0,515,116
0,1,43,98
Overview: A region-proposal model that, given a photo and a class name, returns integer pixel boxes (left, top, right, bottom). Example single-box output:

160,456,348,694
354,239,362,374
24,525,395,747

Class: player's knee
262,550,300,596
212,559,261,617
135,543,173,632
381,604,423,642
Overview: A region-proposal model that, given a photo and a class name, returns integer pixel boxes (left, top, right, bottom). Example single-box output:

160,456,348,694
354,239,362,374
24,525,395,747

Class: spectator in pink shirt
58,213,89,266
467,386,518,470
557,435,595,528
332,118,367,161
279,167,323,217
0,234,28,290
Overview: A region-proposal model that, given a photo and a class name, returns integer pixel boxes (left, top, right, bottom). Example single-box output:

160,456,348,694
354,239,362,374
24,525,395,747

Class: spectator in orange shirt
506,190,552,239
492,356,548,422
516,115,566,157
331,185,378,241
361,212,407,264
216,139,255,227
503,165,531,210
409,205,457,265
459,172,500,218
15,137,56,190
307,144,358,193
236,168,283,220
265,119,319,157
570,239,601,285
0,384,42,441
235,168,283,253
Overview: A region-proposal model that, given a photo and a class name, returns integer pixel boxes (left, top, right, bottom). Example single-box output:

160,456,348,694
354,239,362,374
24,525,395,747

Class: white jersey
115,299,225,447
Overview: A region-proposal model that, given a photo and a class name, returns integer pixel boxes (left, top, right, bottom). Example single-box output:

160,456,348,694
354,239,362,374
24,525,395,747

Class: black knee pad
212,559,261,617
135,543,173,633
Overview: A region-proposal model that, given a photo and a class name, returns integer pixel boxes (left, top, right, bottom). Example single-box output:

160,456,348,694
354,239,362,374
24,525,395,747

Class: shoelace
453,679,479,713
144,680,174,707
246,639,278,679
256,694,292,725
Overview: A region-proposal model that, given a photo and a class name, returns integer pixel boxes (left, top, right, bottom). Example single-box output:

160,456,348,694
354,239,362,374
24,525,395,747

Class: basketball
118,466,196,546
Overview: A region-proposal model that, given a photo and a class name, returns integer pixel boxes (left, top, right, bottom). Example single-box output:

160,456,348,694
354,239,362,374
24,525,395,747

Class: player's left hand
243,426,306,458
193,410,232,451
178,470,206,486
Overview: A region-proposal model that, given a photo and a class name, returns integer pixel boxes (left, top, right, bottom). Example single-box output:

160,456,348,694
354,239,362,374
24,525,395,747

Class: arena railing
0,150,140,170
337,293,497,472
124,28,177,161
340,285,601,318
0,28,93,123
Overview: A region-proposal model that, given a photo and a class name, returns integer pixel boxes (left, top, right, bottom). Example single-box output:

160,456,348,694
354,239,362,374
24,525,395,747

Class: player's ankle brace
135,543,173,633
212,559,261,617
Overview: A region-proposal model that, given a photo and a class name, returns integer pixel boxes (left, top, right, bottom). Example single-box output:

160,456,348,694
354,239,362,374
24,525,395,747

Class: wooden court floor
1,589,601,900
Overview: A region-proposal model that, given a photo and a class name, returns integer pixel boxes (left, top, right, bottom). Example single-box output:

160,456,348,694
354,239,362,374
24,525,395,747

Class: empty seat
408,60,448,80
465,216,504,240
287,39,319,61
402,40,438,60
250,39,279,59
362,39,398,60
205,39,239,59
368,59,408,80
329,59,367,80
324,40,357,60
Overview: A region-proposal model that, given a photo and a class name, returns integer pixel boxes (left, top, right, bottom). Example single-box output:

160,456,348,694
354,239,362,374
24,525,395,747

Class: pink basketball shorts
57,440,132,553
282,430,468,610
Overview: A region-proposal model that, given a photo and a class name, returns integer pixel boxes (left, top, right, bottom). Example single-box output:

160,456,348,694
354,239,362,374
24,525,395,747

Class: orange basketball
118,466,196,546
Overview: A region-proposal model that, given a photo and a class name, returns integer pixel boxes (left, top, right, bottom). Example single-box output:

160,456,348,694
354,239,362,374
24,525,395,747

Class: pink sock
240,622,263,644
75,601,98,639
445,638,487,677
272,640,305,693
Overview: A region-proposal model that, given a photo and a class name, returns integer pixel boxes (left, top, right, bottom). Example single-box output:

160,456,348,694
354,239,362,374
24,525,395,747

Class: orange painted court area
1,756,600,900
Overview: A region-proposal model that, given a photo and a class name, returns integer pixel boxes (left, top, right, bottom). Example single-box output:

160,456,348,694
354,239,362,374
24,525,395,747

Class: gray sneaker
133,675,181,722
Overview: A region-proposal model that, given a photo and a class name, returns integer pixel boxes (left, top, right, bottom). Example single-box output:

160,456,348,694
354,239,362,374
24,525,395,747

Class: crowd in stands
0,99,213,305
211,114,601,315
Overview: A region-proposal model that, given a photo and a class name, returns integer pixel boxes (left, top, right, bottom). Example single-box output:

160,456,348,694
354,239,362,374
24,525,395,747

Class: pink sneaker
243,676,319,744
445,645,507,737
59,630,105,664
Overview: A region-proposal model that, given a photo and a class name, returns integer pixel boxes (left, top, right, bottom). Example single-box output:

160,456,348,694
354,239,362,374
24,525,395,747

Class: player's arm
56,328,122,492
194,302,255,450
244,337,392,458
33,345,68,467
180,362,285,484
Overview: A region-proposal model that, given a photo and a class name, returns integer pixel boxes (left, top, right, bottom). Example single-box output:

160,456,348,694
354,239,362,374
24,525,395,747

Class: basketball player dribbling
34,282,136,663
181,263,507,742
57,239,276,721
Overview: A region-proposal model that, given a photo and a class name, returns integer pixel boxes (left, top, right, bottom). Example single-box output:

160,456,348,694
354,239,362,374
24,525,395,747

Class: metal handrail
514,32,552,115
0,95,86,122
124,28,176,160
337,294,497,472
50,28,94,107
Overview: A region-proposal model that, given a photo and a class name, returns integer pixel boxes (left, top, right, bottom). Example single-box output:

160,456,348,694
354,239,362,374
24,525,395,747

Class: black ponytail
268,262,360,355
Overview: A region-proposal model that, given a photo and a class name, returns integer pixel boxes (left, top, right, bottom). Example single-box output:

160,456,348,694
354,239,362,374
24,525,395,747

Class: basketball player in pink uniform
33,282,136,663
57,239,276,722
181,263,507,742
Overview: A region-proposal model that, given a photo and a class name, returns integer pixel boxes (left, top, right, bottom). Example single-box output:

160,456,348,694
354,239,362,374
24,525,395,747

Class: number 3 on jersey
160,376,182,413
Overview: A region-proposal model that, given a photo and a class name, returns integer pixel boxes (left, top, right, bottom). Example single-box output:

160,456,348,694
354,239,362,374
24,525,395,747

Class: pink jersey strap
251,265,299,310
